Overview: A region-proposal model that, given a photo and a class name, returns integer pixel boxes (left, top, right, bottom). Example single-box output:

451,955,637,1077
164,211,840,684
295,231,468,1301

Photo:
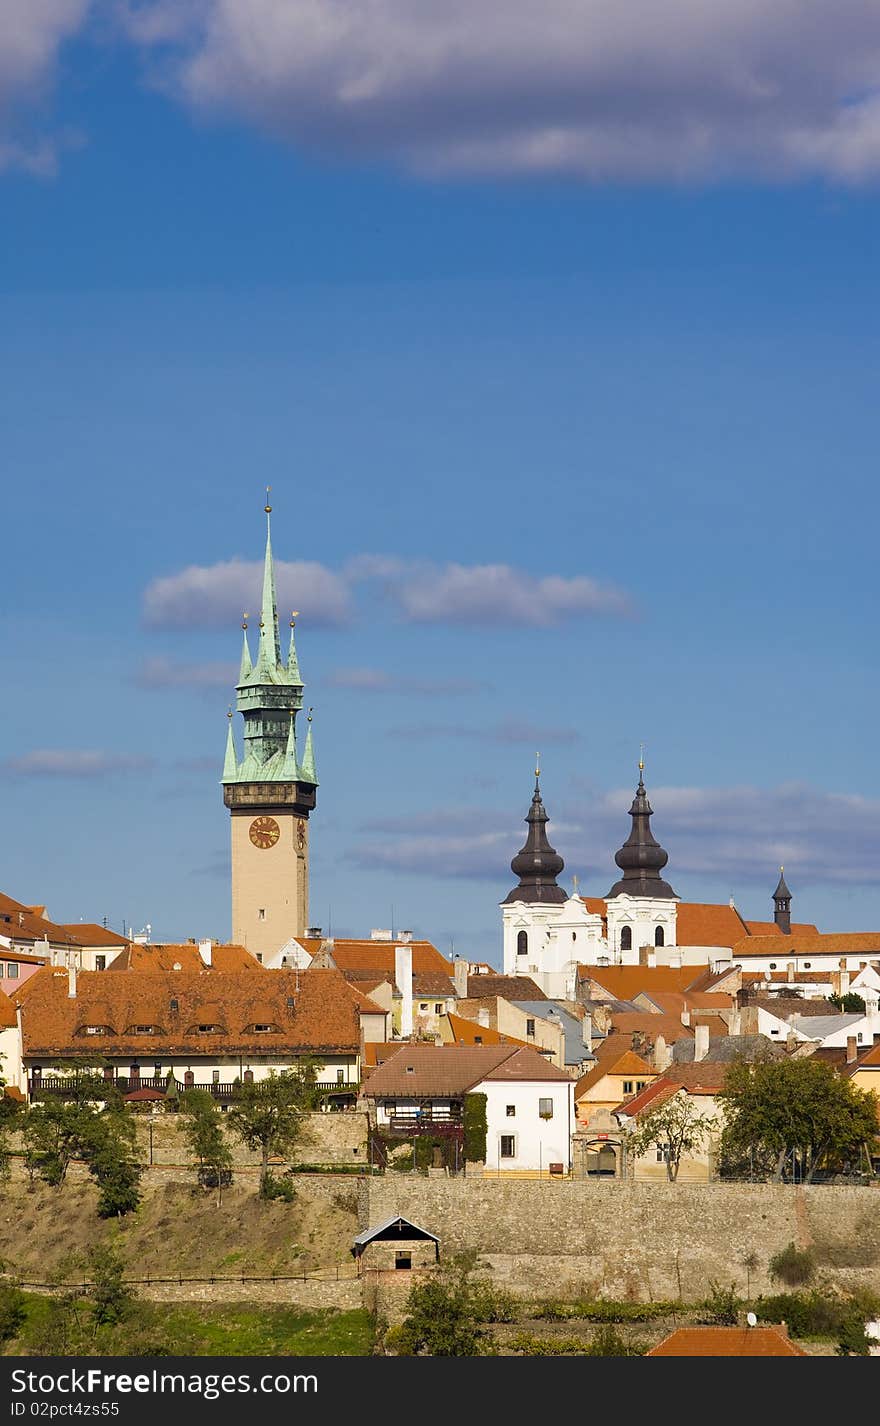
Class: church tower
222,499,318,956
604,759,678,960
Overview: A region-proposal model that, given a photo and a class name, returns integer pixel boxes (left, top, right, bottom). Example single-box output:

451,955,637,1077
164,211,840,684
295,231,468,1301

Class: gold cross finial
227,706,233,720
242,611,249,629
264,484,272,514
308,706,313,723
535,750,541,779
290,609,298,627
639,741,645,772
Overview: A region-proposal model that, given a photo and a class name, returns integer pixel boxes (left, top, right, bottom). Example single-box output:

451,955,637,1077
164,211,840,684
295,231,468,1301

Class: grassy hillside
0,1178,357,1280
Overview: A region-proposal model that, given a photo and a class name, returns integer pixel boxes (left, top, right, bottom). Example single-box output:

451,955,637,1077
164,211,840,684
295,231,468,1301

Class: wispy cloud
142,553,631,633
142,557,353,630
349,781,880,892
324,666,487,695
123,2,880,182
4,750,154,778
391,720,580,746
350,556,631,627
133,655,237,690
0,1,91,175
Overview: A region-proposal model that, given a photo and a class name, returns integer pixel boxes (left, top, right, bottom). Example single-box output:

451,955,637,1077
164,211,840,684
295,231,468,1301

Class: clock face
249,815,280,850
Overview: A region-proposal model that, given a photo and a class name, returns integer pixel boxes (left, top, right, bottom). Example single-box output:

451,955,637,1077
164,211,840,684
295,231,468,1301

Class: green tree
463,1092,487,1165
78,1108,143,1217
829,992,866,1014
393,1251,492,1356
180,1089,233,1202
0,1282,26,1344
23,1100,93,1185
624,1092,716,1182
719,1057,878,1182
226,1068,313,1195
86,1244,136,1328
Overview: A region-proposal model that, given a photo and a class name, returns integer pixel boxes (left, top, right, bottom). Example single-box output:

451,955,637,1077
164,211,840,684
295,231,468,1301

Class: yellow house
574,1049,656,1124
849,1042,880,1101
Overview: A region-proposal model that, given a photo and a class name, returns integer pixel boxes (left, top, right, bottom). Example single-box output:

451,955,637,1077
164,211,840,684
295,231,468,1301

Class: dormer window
170,998,179,1012
250,1023,279,1034
194,1024,224,1035
130,1025,158,1035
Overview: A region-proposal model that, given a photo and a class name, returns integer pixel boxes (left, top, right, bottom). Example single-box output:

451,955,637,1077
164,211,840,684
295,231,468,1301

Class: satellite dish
746,1311,757,1328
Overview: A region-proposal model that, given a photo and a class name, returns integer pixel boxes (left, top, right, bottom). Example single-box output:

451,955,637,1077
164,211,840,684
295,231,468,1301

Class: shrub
768,1243,815,1288
463,1093,487,1164
698,1282,740,1326
754,1291,877,1340
0,1283,26,1344
533,1299,675,1323
470,1281,518,1323
260,1171,296,1202
586,1325,646,1356
836,1314,871,1356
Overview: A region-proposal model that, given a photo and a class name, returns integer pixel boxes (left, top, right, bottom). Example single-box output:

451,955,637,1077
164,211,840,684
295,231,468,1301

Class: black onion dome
606,770,678,900
502,777,567,905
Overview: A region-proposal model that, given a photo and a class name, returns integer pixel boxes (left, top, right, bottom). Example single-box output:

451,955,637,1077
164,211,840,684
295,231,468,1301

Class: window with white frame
506,1105,515,1117
538,1097,553,1119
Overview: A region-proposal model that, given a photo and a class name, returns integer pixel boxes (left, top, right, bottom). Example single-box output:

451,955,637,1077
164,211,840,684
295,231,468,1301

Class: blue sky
2,4,880,962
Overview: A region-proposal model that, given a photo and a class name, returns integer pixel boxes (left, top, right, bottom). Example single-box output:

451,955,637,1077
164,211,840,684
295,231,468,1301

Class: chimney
727,1007,742,1036
395,944,413,1038
694,1023,710,1062
639,945,649,966
67,963,77,998
840,968,851,997
786,961,795,985
653,1033,671,1071
453,957,469,999
846,1035,858,1064
581,1012,593,1052
198,939,213,968
680,1008,691,1027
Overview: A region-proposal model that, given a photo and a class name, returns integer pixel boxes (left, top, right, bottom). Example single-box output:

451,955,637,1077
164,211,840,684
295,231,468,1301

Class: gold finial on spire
265,484,272,515
639,741,645,772
535,750,541,779
308,706,313,723
242,611,249,629
290,610,298,627
227,706,233,720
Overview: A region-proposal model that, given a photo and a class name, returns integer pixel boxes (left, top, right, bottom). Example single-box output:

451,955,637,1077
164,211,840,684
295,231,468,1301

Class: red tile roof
19,967,369,1058
58,924,131,948
308,940,453,974
0,990,16,1029
465,975,547,1000
647,1326,806,1356
107,943,260,973
732,933,880,959
445,1013,529,1049
574,1051,655,1101
363,1043,567,1098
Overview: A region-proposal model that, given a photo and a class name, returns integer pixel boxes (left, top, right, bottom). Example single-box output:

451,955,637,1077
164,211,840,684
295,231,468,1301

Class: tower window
526,1018,536,1036
620,926,632,952
517,930,528,956
654,926,665,947
258,909,266,921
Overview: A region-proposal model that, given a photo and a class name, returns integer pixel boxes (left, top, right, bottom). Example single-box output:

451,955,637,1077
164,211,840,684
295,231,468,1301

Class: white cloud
0,0,91,174
142,556,353,629
143,553,630,632
324,666,485,695
123,1,880,180
351,780,880,891
5,749,153,777
133,655,237,689
353,557,631,626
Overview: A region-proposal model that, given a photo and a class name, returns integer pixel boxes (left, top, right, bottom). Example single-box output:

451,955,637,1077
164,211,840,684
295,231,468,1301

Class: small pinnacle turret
502,771,566,905
300,709,318,785
773,866,792,934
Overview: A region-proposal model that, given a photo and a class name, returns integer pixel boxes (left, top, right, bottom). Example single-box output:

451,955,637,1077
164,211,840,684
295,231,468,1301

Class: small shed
352,1216,440,1271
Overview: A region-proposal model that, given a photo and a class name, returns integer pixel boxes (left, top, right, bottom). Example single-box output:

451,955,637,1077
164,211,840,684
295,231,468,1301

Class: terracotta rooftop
0,950,47,966
306,939,453,975
732,932,880,959
0,893,83,950
363,1043,566,1098
58,924,131,948
617,1062,730,1117
0,990,16,1029
465,974,547,1000
107,942,260,973
578,966,711,1001
444,1013,530,1049
647,1326,806,1356
574,1050,655,1101
409,973,457,997
744,921,819,937
20,967,372,1058
606,1012,696,1044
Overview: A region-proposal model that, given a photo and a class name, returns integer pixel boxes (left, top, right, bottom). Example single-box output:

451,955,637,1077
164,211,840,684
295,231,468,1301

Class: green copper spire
281,711,299,780
257,493,281,671
300,708,318,785
239,619,253,682
223,712,238,781
287,613,302,684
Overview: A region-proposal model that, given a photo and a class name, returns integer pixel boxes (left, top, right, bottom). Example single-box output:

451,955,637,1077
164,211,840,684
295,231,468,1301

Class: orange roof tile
732,932,880,959
364,1043,566,1098
19,967,368,1058
675,903,750,948
445,1013,530,1049
579,965,712,1000
574,1050,655,1100
107,943,260,973
310,940,453,974
606,1012,695,1043
0,990,16,1029
744,921,819,937
465,975,547,1000
647,1326,806,1356
58,924,131,948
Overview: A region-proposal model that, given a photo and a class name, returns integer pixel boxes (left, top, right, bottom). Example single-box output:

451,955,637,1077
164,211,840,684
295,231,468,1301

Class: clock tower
222,499,318,956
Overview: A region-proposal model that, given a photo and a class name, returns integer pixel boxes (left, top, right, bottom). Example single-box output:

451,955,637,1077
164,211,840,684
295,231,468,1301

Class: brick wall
131,1111,368,1166
360,1177,880,1301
